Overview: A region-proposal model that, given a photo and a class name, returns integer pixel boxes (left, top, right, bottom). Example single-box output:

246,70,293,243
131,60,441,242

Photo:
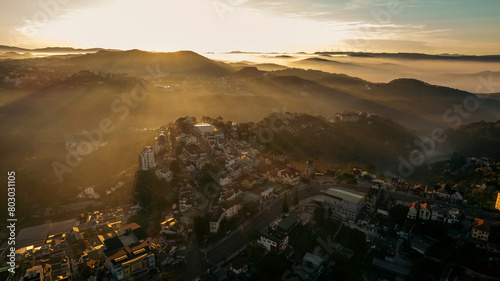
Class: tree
313,205,326,226
282,193,289,213
293,188,299,205
389,204,409,226
364,163,376,173
193,214,209,238
160,272,176,281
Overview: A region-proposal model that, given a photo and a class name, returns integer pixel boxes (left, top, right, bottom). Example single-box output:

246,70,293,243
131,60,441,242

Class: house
209,208,225,234
430,205,446,222
407,202,418,220
155,169,172,182
258,228,289,254
419,203,431,221
322,187,365,221
277,167,301,186
230,256,250,275
221,198,242,219
471,218,491,241
411,184,427,197
276,214,300,235
249,186,274,203
445,208,461,224
450,191,463,203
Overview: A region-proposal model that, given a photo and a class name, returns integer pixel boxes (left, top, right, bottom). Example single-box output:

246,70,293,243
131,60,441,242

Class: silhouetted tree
193,214,209,238
293,188,299,205
282,194,289,213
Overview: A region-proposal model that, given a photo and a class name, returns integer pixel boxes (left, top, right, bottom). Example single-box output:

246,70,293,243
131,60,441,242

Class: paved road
174,184,318,280
170,238,204,281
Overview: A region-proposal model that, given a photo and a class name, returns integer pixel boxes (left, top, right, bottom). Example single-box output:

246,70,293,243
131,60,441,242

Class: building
340,112,360,122
322,187,365,221
471,218,491,241
221,198,242,219
209,208,225,234
24,265,52,281
183,144,206,161
139,146,156,171
293,253,324,281
276,214,300,235
305,159,314,175
155,169,172,182
193,123,224,139
249,186,273,204
258,229,289,254
419,203,431,221
103,231,155,281
496,192,500,210
277,167,301,186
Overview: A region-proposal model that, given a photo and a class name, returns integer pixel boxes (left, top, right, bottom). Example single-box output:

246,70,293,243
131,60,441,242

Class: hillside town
2,116,500,281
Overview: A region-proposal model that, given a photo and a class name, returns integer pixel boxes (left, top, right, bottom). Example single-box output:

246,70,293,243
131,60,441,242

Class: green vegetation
193,214,209,238
282,193,289,213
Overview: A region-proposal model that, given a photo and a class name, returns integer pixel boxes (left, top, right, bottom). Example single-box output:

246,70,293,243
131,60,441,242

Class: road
173,184,318,281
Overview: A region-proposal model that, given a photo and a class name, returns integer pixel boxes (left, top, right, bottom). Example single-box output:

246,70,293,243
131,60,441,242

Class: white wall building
322,187,365,221
140,146,156,171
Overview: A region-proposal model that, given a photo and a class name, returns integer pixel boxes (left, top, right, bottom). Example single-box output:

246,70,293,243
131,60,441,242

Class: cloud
340,38,434,52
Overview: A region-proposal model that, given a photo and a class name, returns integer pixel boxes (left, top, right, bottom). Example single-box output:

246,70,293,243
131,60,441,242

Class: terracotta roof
472,218,491,233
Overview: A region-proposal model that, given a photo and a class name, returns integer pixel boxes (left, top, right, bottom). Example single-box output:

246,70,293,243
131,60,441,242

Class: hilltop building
139,146,156,171
193,123,224,139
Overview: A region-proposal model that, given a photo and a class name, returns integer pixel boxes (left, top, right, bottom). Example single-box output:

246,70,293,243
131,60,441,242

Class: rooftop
194,123,217,133
323,187,365,204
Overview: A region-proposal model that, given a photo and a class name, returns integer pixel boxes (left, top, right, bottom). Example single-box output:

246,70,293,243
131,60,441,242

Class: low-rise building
258,229,289,254
471,218,491,241
209,208,225,234
419,203,431,221
103,235,155,280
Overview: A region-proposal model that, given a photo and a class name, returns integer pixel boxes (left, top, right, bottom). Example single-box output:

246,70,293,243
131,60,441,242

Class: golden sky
2,0,500,54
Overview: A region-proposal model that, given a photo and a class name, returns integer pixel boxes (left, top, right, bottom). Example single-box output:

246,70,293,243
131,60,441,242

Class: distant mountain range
1,47,500,215
315,52,500,62
0,45,105,53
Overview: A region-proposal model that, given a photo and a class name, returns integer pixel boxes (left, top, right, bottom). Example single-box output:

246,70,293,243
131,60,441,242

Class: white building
257,229,289,254
221,198,242,219
322,187,365,221
193,123,224,139
209,208,225,233
140,146,156,171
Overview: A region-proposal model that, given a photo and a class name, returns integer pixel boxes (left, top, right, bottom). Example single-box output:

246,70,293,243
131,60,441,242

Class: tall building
305,159,314,175
139,146,156,171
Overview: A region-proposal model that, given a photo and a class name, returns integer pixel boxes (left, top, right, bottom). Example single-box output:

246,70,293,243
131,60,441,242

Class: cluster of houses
3,206,158,281
138,119,304,233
